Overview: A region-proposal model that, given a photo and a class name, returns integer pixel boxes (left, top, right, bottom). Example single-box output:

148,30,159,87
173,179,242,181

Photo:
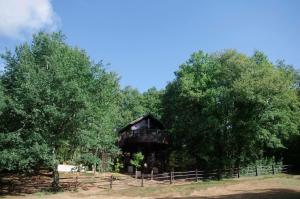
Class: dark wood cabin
118,114,170,173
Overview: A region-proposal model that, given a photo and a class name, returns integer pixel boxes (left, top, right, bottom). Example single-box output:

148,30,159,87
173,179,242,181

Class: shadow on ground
157,188,300,199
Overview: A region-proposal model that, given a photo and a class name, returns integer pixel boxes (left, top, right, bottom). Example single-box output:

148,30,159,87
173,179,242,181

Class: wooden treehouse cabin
118,114,170,173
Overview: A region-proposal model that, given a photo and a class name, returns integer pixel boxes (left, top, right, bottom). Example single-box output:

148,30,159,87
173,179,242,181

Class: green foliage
130,152,144,169
163,50,300,169
0,32,121,173
113,157,124,173
168,149,196,170
0,83,5,113
119,86,146,127
119,86,163,126
1,31,299,175
142,87,163,119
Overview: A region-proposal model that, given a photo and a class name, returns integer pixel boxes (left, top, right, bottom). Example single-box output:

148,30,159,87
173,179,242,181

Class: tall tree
0,32,121,188
77,67,121,172
163,50,300,169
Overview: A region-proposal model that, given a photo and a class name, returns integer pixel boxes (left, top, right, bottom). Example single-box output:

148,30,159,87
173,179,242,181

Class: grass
102,178,238,197
99,174,300,198
34,191,55,198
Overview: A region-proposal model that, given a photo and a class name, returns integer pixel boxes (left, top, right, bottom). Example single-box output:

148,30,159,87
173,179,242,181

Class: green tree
0,32,121,189
77,66,121,172
0,83,4,111
119,86,145,127
163,50,300,169
142,87,163,119
119,86,163,128
130,152,144,177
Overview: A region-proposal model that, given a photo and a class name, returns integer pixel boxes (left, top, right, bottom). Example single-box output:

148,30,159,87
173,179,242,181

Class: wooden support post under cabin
173,171,175,181
255,166,258,176
217,169,221,180
151,169,153,181
195,169,198,182
110,175,113,189
141,173,144,187
272,165,275,175
237,167,240,178
170,171,173,184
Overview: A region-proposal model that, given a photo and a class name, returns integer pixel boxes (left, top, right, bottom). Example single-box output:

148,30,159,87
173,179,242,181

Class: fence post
141,173,144,187
75,176,78,189
110,175,113,189
195,169,198,182
237,167,240,178
255,166,258,176
170,171,173,184
151,169,153,181
272,165,275,175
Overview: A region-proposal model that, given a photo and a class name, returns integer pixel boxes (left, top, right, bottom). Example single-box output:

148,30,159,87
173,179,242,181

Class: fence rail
0,165,293,194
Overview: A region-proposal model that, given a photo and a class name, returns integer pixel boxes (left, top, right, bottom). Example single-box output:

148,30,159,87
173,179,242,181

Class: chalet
118,114,170,173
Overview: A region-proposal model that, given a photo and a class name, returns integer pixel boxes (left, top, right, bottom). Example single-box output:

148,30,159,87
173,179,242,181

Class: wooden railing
96,165,293,189
0,165,293,194
60,165,293,189
118,129,170,146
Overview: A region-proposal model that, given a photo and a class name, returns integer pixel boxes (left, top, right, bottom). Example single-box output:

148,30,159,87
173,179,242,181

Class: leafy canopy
0,32,120,173
162,50,300,169
130,152,144,169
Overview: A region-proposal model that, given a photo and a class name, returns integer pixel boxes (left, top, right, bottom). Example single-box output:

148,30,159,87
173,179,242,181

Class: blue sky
0,0,299,91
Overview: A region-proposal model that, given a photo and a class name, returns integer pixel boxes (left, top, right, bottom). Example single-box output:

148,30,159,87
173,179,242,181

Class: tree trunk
51,147,60,191
93,164,96,175
101,152,107,172
98,159,101,173
52,165,59,191
95,148,99,174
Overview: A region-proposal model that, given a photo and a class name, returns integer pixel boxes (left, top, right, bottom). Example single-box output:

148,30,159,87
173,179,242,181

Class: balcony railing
118,129,170,147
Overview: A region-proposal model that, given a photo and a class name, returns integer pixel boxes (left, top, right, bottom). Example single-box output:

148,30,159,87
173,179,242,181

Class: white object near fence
136,170,141,177
58,164,77,172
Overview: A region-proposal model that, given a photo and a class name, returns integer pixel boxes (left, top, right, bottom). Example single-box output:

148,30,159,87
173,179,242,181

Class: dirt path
2,175,300,199
188,176,300,199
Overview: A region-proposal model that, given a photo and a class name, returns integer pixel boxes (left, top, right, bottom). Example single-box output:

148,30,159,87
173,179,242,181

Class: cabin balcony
118,129,170,147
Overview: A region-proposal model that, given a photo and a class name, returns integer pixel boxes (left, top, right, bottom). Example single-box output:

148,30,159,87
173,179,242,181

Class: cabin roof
118,114,165,134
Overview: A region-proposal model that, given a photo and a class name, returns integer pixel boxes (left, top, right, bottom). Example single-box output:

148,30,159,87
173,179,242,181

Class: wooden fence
0,165,292,194
142,165,291,185
60,164,292,190
0,172,53,194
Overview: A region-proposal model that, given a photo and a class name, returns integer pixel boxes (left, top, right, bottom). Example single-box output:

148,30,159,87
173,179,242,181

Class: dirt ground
1,175,300,199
